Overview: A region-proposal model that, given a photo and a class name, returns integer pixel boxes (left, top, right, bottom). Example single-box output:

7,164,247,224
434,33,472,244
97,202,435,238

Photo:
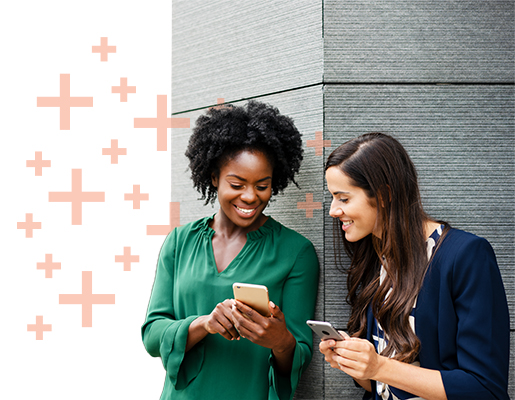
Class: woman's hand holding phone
186,299,240,352
227,282,296,375
201,299,241,340
231,300,293,350
196,283,271,344
314,322,374,392
231,299,297,375
230,283,294,352
310,321,352,372
196,281,296,373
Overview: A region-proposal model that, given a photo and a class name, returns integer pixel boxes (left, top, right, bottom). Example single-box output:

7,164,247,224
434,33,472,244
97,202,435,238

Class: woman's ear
211,173,218,188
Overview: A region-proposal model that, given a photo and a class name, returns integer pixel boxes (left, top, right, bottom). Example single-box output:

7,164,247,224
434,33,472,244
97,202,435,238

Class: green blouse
142,216,319,400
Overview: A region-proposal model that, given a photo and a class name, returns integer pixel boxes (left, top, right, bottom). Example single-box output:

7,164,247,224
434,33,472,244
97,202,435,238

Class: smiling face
325,166,380,242
212,150,273,231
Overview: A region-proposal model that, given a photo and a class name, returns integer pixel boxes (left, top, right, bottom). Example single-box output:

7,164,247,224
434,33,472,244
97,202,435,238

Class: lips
234,205,258,217
341,220,354,231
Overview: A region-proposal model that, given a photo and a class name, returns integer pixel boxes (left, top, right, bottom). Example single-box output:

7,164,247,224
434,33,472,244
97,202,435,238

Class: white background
1,2,173,398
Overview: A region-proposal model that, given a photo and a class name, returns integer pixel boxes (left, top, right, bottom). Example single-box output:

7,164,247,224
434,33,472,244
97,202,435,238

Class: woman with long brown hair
319,133,509,400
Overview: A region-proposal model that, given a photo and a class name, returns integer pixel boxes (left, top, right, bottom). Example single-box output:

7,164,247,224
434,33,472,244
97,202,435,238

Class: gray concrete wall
171,1,514,398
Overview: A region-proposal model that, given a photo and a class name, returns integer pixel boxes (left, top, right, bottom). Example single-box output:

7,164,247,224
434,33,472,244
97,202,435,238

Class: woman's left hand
329,337,384,381
231,300,295,353
322,337,447,400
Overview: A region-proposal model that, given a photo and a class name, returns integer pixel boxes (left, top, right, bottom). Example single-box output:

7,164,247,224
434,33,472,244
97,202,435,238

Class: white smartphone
233,282,271,317
306,320,346,341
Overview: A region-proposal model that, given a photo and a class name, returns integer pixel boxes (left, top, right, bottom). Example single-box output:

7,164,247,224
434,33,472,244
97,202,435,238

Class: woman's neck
210,211,268,239
424,220,441,239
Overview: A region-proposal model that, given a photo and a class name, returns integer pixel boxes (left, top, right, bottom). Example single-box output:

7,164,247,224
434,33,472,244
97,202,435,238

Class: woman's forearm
373,357,446,400
355,378,372,392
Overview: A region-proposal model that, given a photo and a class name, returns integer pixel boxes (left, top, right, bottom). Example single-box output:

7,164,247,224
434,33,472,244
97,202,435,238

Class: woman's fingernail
270,301,276,308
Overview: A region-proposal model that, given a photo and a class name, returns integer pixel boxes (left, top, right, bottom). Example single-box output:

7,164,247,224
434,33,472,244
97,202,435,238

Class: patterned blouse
371,225,444,400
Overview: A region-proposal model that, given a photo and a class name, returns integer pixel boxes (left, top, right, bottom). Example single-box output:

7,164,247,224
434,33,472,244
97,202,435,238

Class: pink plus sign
27,316,52,340
59,271,115,327
49,169,105,225
92,37,116,61
147,202,181,235
297,193,322,218
306,131,331,156
37,254,61,278
210,98,226,110
37,74,93,130
125,184,149,209
26,151,51,176
102,139,127,164
17,213,42,238
112,77,136,102
134,95,190,151
115,247,139,271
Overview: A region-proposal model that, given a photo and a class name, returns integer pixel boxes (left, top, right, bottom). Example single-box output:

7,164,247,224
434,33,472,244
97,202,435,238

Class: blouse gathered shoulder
365,228,510,400
141,216,320,400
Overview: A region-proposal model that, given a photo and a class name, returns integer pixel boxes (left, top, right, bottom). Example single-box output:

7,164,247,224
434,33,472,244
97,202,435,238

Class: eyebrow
227,174,272,183
331,190,350,195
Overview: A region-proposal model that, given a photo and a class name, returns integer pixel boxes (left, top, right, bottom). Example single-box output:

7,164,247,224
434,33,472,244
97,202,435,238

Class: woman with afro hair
142,101,319,400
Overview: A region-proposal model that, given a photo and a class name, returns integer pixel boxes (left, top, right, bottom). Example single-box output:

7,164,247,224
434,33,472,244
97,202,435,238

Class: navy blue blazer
364,228,510,400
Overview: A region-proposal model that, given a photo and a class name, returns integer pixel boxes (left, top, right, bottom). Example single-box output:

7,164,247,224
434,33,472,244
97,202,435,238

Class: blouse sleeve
269,240,320,400
141,229,205,390
440,236,510,400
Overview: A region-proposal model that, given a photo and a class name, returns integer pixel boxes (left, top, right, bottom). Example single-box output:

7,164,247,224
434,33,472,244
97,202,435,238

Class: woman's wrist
186,316,211,352
273,332,296,355
369,354,389,382
271,332,296,376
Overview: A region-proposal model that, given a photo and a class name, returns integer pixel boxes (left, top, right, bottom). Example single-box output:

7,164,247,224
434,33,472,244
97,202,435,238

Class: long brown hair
325,132,444,363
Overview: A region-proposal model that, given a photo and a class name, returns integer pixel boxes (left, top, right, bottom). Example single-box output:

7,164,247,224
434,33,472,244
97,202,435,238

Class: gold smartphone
232,282,271,317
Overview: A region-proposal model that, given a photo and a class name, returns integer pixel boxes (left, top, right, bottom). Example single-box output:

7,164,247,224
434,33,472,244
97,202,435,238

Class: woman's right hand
318,330,350,366
186,299,240,352
318,334,373,393
202,299,241,341
319,337,342,368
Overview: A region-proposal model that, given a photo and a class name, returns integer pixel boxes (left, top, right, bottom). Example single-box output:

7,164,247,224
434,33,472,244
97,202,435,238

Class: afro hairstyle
185,100,304,205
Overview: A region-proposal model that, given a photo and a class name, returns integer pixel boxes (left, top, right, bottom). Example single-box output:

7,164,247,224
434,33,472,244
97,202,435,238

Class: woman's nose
329,200,343,218
240,187,257,203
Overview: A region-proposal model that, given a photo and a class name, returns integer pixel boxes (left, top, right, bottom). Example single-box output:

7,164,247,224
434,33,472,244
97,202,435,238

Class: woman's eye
230,184,243,190
339,198,348,203
257,186,269,191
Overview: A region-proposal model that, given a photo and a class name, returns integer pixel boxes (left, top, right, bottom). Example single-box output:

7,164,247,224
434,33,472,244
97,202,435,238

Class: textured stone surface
171,0,322,113
324,0,514,82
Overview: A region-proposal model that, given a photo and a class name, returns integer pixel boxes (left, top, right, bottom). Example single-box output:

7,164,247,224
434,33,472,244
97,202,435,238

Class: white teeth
342,220,353,226
236,206,255,214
